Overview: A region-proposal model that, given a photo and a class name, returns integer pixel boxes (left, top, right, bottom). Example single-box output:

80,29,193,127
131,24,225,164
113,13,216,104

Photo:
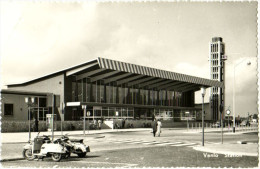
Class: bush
1,121,47,133
1,119,155,132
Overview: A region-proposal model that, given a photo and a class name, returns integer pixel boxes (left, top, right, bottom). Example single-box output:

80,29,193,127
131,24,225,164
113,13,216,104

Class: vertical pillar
116,86,119,104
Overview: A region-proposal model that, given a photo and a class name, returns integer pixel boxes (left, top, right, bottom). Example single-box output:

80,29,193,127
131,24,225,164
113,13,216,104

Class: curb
192,145,258,157
237,140,258,144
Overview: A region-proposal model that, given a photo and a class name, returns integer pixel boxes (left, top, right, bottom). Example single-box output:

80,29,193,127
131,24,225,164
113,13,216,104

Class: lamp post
226,109,231,131
25,97,35,141
233,59,251,133
220,103,224,144
61,102,64,136
116,111,119,132
185,112,190,131
82,105,87,136
87,111,90,133
201,87,206,146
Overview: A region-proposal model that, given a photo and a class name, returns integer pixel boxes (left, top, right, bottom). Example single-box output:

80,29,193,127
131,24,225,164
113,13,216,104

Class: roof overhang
66,57,224,92
7,57,224,92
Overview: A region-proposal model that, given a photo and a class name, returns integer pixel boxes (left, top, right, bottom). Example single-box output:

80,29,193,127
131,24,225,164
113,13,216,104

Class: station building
1,57,223,122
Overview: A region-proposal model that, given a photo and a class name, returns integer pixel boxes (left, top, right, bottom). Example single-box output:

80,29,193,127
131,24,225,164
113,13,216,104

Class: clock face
226,110,231,115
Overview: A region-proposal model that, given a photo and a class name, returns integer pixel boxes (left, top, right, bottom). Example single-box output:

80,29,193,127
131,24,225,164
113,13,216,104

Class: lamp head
25,97,29,103
201,87,206,96
82,105,86,109
31,97,35,103
247,61,251,65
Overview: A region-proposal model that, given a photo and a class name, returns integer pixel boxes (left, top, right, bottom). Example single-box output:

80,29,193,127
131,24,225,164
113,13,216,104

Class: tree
253,114,258,120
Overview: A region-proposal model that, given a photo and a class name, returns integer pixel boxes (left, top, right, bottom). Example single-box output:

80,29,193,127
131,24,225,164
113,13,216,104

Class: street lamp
82,105,87,136
185,112,190,131
233,59,251,133
226,109,231,131
201,87,206,146
25,97,35,141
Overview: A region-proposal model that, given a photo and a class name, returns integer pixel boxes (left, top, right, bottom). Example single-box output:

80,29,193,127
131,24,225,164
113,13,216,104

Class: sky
0,1,258,117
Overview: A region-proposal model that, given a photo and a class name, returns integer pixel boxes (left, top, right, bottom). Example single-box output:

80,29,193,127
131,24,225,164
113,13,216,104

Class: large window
86,79,91,102
72,75,194,108
77,79,83,102
4,104,13,116
130,87,134,104
118,86,124,104
92,81,97,102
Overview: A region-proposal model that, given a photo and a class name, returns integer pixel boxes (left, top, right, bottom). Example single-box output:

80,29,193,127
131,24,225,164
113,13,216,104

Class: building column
103,84,106,103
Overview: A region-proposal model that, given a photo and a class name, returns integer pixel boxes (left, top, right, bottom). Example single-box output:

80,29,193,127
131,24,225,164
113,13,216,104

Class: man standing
157,119,162,137
33,117,39,132
98,119,102,130
152,119,157,137
122,119,125,129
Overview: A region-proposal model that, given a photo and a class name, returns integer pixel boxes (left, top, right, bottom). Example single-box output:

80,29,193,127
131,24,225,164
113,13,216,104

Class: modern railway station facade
1,57,223,122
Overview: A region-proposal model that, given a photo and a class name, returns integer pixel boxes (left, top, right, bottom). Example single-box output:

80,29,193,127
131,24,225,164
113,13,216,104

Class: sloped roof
8,57,224,92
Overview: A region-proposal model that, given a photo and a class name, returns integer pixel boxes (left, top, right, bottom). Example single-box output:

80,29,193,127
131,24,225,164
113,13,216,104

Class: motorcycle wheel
77,152,86,158
65,152,71,158
22,149,36,161
52,153,62,162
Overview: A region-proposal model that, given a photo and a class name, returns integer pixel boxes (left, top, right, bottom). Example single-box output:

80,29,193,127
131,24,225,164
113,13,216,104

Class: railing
187,122,258,132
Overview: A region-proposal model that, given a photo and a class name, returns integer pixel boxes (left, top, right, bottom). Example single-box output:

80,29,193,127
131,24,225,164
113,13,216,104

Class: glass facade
72,78,194,108
71,77,196,121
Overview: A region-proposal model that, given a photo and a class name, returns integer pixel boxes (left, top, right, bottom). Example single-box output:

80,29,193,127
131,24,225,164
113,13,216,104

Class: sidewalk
193,143,258,157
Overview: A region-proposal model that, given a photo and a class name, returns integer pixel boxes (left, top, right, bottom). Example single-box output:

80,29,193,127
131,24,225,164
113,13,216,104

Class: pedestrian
157,119,162,137
98,119,102,130
152,119,157,137
94,119,97,129
33,118,39,132
122,119,125,129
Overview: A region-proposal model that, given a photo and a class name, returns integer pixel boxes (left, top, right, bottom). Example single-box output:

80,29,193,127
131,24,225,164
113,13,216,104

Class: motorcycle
22,132,69,162
58,134,90,158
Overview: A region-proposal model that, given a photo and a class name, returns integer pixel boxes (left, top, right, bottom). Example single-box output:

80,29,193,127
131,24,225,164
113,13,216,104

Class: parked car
211,121,226,128
211,122,220,128
240,120,250,127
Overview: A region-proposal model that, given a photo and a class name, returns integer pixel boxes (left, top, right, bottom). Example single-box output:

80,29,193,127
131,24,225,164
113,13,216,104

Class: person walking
93,119,97,129
157,119,162,137
98,119,102,130
33,117,38,132
152,119,157,137
122,119,125,129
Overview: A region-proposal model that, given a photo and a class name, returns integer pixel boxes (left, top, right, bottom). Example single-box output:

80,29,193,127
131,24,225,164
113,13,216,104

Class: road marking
127,141,147,144
171,143,197,147
156,142,182,146
106,139,195,147
143,141,161,145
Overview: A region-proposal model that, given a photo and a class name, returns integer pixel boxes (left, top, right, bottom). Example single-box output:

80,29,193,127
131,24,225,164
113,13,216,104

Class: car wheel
77,152,86,158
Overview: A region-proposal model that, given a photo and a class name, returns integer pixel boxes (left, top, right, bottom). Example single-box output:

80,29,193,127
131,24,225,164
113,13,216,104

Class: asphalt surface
1,146,258,168
0,129,258,168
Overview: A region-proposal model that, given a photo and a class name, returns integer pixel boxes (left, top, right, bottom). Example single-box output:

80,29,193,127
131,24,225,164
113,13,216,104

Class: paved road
1,129,258,168
1,147,258,168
